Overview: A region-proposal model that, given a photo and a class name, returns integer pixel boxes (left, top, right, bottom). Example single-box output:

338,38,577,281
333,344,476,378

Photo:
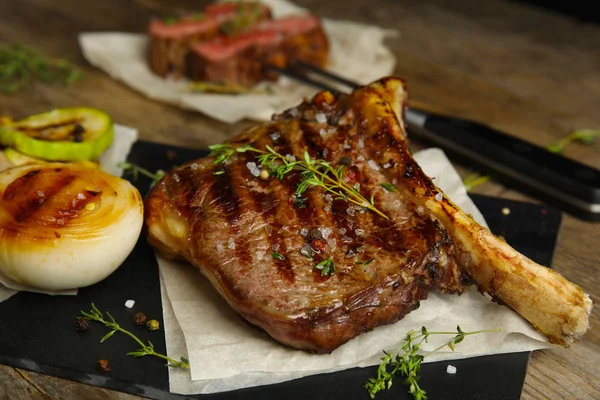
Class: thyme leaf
381,183,397,192
80,303,189,369
118,162,166,188
314,257,334,276
356,259,374,265
271,251,285,260
547,129,600,154
0,44,82,94
463,129,599,192
365,326,501,399
210,144,390,219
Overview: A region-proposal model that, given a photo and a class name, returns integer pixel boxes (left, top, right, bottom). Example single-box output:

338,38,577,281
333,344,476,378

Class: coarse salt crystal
319,128,327,136
357,155,365,161
342,236,353,243
172,173,180,182
272,244,280,252
346,249,356,258
435,192,443,202
344,143,352,149
338,228,347,235
316,113,327,124
289,107,299,117
356,245,367,253
325,194,333,202
383,163,391,169
392,178,397,185
125,300,135,308
227,238,236,250
347,207,356,216
446,365,457,374
327,238,337,250
321,227,333,240
368,160,380,171
269,131,281,141
300,228,309,236
323,148,329,157
355,228,365,236
77,192,85,200
393,200,402,208
358,138,364,148
286,154,296,161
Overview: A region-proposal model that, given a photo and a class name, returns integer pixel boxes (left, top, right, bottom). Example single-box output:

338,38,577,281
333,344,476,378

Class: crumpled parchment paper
0,124,138,301
78,0,397,124
157,148,550,395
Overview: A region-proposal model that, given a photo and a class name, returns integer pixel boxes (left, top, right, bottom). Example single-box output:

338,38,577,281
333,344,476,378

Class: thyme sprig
118,162,166,188
463,129,600,191
547,129,600,154
314,256,334,276
208,143,389,220
365,325,501,400
0,44,82,94
81,303,189,369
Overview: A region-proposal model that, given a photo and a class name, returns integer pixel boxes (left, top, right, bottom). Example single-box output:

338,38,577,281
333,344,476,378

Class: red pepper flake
346,171,358,181
311,239,325,253
97,359,111,372
54,231,61,238
541,209,548,215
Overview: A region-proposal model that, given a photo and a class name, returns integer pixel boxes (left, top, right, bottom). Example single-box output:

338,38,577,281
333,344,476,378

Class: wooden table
1,0,598,398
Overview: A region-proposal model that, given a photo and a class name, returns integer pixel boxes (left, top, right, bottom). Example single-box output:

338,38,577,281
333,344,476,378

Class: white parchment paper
79,0,397,124
158,148,551,395
0,124,138,301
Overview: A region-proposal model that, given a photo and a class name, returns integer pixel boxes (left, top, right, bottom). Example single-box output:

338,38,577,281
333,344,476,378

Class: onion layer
0,163,143,290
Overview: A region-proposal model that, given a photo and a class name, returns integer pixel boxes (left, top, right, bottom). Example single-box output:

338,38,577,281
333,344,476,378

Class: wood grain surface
1,0,599,399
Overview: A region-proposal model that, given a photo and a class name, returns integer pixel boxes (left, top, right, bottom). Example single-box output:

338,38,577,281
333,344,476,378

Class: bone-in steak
145,78,592,353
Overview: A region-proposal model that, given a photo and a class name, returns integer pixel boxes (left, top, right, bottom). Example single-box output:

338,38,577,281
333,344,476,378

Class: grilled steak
187,15,329,86
145,78,592,353
148,2,272,78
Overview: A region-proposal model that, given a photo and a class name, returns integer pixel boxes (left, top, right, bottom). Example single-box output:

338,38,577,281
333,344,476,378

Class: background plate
0,141,561,400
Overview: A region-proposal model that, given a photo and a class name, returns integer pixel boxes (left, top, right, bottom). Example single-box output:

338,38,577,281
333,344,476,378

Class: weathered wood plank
1,0,598,399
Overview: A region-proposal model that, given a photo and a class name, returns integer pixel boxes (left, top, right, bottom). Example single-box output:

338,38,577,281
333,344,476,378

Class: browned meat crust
145,78,592,353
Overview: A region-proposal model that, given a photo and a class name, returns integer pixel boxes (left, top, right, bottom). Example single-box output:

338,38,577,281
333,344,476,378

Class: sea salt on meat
368,160,380,171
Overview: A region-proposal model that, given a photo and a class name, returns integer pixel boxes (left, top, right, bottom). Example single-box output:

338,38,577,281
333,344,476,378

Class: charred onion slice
0,163,143,290
0,107,113,161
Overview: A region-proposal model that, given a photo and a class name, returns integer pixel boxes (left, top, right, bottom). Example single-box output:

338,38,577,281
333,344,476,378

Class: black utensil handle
413,115,600,220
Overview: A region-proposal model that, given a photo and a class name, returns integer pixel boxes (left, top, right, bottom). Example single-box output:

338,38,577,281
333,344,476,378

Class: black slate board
0,141,562,400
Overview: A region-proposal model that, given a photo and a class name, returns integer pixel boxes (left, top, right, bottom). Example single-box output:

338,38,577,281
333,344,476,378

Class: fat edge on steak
145,77,592,353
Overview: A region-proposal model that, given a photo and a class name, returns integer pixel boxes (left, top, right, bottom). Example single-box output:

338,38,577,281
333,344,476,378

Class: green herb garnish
314,257,334,276
162,17,178,25
356,259,374,265
118,161,166,188
547,129,600,154
219,1,263,36
381,183,397,192
0,44,82,94
463,129,600,191
271,251,285,260
365,325,501,399
209,143,390,220
463,172,491,191
81,303,189,369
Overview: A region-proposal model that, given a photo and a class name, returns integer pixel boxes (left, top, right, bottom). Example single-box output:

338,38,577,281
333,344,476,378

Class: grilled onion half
0,163,143,290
